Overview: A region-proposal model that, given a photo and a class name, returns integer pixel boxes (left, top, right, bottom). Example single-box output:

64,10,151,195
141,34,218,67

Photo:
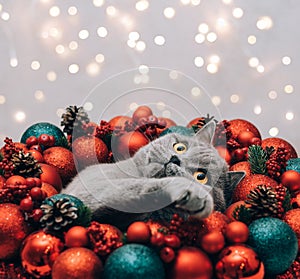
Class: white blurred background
0,0,299,152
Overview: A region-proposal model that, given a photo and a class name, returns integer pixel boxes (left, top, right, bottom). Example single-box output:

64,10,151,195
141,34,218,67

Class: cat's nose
169,155,181,166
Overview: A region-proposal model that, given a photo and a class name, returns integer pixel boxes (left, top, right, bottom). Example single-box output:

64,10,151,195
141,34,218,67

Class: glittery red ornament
280,170,300,193
168,246,213,279
230,161,251,177
52,247,103,279
43,146,77,184
283,209,300,249
228,119,261,140
39,163,63,192
126,221,151,243
200,231,225,254
20,230,64,277
72,136,108,168
202,211,230,234
237,131,256,147
113,131,149,160
132,106,153,124
261,137,297,159
232,174,278,202
0,203,30,260
225,221,249,243
108,115,132,130
65,226,90,248
215,244,263,279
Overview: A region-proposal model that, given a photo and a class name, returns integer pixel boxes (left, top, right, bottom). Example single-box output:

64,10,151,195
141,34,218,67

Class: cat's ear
194,120,216,144
224,171,246,207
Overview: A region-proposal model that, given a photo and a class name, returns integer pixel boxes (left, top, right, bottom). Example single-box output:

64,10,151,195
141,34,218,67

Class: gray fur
63,121,244,228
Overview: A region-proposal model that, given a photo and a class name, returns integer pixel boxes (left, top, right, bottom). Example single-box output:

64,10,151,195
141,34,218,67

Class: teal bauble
247,217,298,275
103,244,165,279
159,125,194,137
20,122,68,149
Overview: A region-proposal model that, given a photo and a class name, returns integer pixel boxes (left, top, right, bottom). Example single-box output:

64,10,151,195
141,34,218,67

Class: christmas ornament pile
0,104,299,279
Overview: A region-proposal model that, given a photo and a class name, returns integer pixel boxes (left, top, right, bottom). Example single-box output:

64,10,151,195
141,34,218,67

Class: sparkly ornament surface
20,230,64,278
20,122,68,149
168,246,213,279
228,119,261,139
215,244,262,279
103,244,165,279
0,203,30,260
283,209,300,249
159,125,195,137
261,137,297,160
247,217,298,275
43,146,77,184
52,247,103,279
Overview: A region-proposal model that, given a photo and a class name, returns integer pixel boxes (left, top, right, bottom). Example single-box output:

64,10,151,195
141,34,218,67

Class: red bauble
150,232,165,247
228,119,261,140
21,230,64,277
237,131,256,147
200,231,225,254
168,246,213,279
261,137,297,159
225,221,249,243
52,247,103,279
6,175,27,186
132,106,153,124
65,226,90,248
0,203,31,260
215,245,263,279
39,163,63,192
164,234,181,248
230,162,251,177
187,117,205,128
43,146,77,184
225,201,249,221
126,221,151,243
160,246,175,263
283,209,300,249
41,182,58,197
108,115,132,130
27,149,44,163
232,174,278,202
113,131,149,160
280,170,300,193
0,175,6,189
215,146,231,165
202,211,230,235
156,117,177,135
72,136,108,168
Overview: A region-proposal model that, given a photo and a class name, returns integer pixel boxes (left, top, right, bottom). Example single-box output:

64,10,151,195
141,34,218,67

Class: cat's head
133,121,245,212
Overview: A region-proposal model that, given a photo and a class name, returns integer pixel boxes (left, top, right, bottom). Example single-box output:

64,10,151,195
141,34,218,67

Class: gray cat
64,121,244,228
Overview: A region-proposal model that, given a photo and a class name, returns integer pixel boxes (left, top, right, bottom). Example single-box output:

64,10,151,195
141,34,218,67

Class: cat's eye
173,143,187,154
193,170,208,184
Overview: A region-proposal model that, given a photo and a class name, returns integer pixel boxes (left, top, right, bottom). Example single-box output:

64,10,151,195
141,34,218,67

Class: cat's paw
175,183,214,219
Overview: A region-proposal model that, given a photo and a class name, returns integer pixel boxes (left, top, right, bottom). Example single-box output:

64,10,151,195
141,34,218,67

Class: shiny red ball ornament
233,174,278,202
237,131,255,147
30,187,44,201
6,175,27,186
168,246,213,279
160,246,175,263
27,149,44,163
283,209,300,249
200,231,225,254
280,170,300,193
52,247,103,279
39,163,63,192
132,106,153,124
21,230,64,277
150,232,165,247
20,197,34,212
0,203,30,260
230,162,251,177
215,244,262,279
41,182,59,197
228,119,261,140
126,221,151,243
43,146,77,184
225,221,249,243
232,148,247,162
65,226,90,248
26,136,39,147
108,115,132,130
114,131,149,160
261,137,297,159
164,234,181,248
72,136,108,168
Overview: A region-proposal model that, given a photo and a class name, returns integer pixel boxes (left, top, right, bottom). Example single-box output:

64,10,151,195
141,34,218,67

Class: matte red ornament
215,244,262,279
225,221,249,243
108,115,132,130
20,230,64,277
200,231,225,254
41,182,58,197
6,175,27,186
65,226,90,248
280,170,300,193
0,203,30,260
126,221,151,243
132,106,153,124
261,137,297,159
39,163,63,192
168,246,213,279
27,149,44,163
52,247,103,279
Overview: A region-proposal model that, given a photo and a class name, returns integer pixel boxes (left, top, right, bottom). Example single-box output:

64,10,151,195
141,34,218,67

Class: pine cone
245,185,278,218
266,145,289,181
61,105,90,136
40,198,78,231
11,151,42,178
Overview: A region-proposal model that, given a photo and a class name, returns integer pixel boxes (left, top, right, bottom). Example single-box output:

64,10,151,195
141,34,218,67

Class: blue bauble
20,122,68,149
159,125,194,137
247,217,298,275
103,244,165,279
